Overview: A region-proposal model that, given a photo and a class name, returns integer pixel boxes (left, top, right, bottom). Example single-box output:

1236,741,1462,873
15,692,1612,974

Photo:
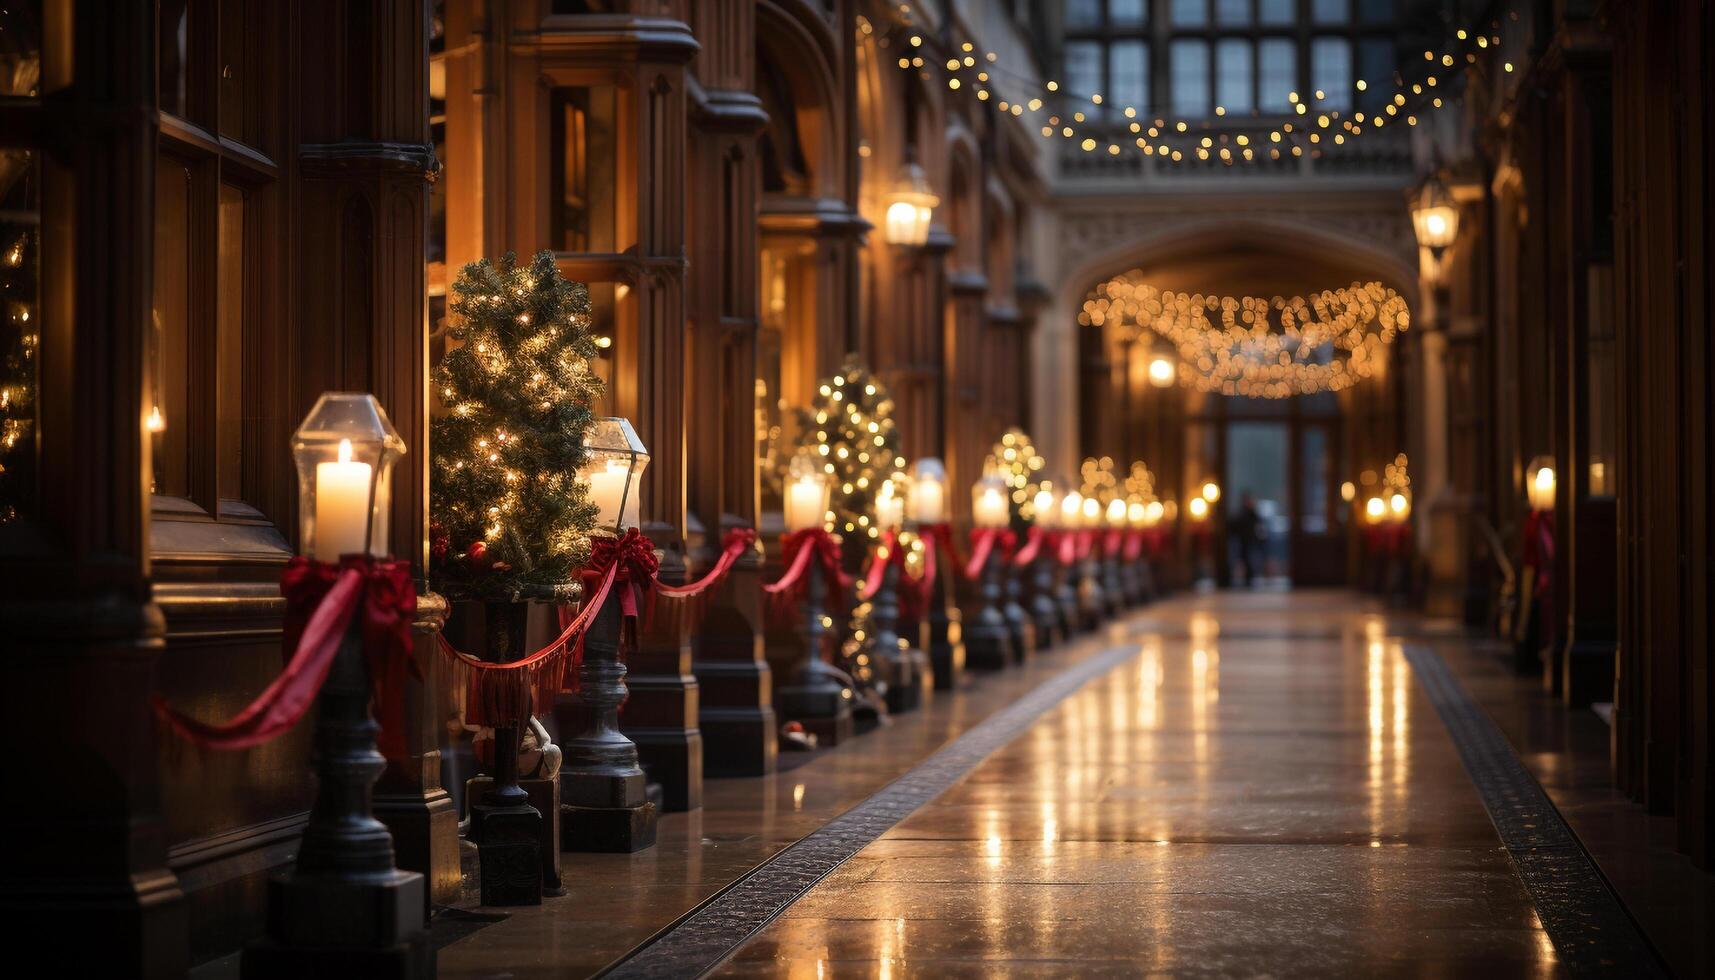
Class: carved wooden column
624,527,703,811
945,271,990,503
0,3,187,975
881,228,953,461
525,14,704,814
686,0,777,777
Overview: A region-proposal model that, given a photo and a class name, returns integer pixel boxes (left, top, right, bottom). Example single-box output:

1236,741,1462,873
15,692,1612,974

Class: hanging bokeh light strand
869,3,1525,166
1082,277,1410,399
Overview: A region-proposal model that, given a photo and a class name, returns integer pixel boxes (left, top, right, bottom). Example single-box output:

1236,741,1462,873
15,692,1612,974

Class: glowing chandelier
1081,278,1410,399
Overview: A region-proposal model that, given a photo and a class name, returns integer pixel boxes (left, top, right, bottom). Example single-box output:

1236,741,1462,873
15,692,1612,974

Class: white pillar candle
910,478,945,524
589,457,635,530
785,476,827,533
314,438,372,561
1527,466,1556,512
973,486,1009,528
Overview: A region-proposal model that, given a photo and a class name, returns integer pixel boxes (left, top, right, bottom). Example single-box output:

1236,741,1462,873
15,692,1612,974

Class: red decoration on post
154,556,418,757
763,527,849,600
1011,525,1046,566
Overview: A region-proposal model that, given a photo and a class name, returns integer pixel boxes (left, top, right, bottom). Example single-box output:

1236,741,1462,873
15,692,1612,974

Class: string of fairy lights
871,2,1523,166
1082,276,1410,398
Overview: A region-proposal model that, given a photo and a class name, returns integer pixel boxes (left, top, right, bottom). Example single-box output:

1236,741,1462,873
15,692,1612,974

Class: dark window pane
1358,0,1395,23
1065,0,1101,29
0,150,38,524
151,160,193,498
550,87,618,253
0,0,43,97
216,184,245,504
1258,38,1296,111
1313,0,1349,23
1111,0,1146,27
1171,40,1210,116
1216,39,1253,114
1258,0,1294,25
159,0,191,116
218,0,250,141
1586,265,1616,497
1311,37,1352,111
1300,426,1329,533
1216,0,1250,27
1065,40,1104,101
1357,38,1392,110
1110,42,1149,114
1171,0,1208,28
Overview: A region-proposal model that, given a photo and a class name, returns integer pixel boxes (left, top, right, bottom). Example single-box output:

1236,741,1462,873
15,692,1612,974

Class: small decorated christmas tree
431,251,604,600
796,355,904,539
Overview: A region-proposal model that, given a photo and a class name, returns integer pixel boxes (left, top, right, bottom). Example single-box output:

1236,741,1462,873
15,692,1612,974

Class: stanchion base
879,645,930,714
243,869,430,980
561,801,658,853
965,618,1012,671
1002,601,1034,664
468,777,562,897
700,704,779,777
467,800,543,907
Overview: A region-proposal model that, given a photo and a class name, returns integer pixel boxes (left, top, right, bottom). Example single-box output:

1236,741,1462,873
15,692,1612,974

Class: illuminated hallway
595,592,1670,977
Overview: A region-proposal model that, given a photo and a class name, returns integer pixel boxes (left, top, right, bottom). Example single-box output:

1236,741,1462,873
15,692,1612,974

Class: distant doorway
1193,395,1347,588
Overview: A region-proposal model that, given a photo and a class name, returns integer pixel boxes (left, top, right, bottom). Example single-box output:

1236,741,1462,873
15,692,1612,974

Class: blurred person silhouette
1231,492,1266,588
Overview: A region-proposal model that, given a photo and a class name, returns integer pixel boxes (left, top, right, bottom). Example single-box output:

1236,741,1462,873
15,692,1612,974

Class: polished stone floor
716,592,1561,976
421,589,1713,979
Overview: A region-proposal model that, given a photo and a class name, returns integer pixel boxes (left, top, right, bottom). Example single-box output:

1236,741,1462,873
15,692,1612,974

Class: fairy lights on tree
431,250,604,600
799,355,904,539
986,428,1044,507
0,226,34,524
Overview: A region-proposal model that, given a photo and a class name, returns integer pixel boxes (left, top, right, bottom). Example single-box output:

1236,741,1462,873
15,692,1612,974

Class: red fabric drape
964,527,1015,580
1011,525,1046,566
155,556,418,757
655,527,757,599
858,529,904,601
762,527,848,599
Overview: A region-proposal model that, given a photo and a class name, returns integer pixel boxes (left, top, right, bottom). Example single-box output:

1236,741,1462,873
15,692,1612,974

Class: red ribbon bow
586,527,660,619
763,527,848,599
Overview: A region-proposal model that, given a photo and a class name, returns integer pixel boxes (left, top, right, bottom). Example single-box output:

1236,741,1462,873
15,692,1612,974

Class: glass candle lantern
1033,487,1059,528
1144,500,1164,526
1060,490,1084,528
1127,499,1147,528
1106,497,1127,528
874,474,907,532
1389,493,1411,523
1188,496,1210,522
884,161,939,247
291,392,406,562
1147,356,1176,388
1201,481,1221,504
783,452,831,533
1081,495,1102,528
971,473,1010,529
1412,174,1460,259
1364,496,1387,524
1526,456,1556,512
580,416,650,535
908,457,947,524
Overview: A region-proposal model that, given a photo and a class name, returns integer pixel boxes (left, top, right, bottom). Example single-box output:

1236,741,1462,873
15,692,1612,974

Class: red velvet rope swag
437,527,757,727
154,556,418,758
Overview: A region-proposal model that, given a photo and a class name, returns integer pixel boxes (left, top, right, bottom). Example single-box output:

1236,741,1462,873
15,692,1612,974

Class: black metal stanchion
245,610,432,978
